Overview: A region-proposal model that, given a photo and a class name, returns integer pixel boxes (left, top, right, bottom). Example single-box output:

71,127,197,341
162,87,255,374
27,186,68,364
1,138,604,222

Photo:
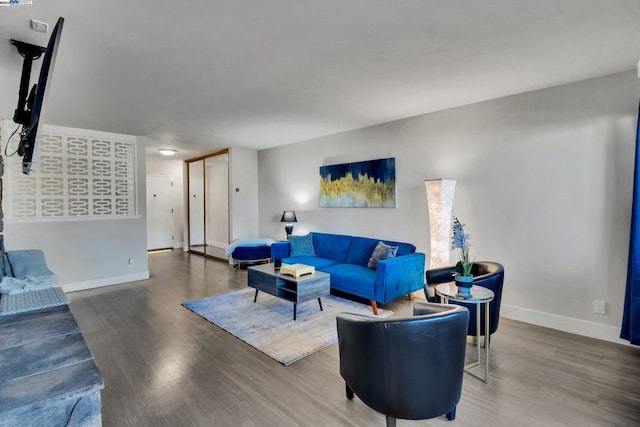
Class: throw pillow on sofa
367,241,398,269
7,250,54,279
289,234,316,257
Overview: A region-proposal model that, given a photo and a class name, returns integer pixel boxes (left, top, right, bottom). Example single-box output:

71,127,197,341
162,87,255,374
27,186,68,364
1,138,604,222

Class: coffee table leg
253,289,258,303
318,297,323,311
293,303,297,321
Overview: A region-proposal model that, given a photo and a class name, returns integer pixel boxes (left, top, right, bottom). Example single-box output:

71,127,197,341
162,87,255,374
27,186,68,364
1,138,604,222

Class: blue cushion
289,234,316,257
345,237,379,266
0,286,67,316
7,250,54,279
281,256,339,270
322,264,377,299
312,233,352,262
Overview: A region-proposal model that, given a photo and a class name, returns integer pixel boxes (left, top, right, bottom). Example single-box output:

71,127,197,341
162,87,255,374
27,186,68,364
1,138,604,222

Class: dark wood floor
67,250,640,427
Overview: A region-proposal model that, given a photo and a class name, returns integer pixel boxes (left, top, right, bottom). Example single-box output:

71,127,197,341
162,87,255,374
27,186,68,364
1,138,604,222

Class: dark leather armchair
426,261,504,337
336,303,469,426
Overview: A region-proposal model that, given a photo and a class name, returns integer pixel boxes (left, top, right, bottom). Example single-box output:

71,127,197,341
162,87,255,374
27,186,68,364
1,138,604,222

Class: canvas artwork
319,158,396,208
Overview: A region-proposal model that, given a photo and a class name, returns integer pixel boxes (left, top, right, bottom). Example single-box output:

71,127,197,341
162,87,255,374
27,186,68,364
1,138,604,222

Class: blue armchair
337,302,469,426
426,261,504,337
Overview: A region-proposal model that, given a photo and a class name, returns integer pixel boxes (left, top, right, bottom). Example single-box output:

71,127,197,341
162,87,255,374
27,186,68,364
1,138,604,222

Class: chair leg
446,407,456,421
370,300,379,316
385,416,397,427
345,383,354,400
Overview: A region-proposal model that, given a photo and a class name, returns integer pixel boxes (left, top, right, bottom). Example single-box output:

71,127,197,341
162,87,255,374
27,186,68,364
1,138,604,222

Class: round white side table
435,282,495,383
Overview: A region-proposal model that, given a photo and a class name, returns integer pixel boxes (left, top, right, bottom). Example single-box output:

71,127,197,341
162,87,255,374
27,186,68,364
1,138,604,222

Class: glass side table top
435,282,494,303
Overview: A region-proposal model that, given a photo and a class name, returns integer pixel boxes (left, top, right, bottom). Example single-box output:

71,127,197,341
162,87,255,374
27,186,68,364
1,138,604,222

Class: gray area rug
182,288,392,365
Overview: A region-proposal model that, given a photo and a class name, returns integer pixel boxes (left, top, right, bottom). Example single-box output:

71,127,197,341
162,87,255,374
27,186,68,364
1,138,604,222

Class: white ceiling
1,1,639,160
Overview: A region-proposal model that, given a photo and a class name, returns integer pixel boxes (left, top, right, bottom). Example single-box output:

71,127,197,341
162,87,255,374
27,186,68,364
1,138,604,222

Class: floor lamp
425,179,456,268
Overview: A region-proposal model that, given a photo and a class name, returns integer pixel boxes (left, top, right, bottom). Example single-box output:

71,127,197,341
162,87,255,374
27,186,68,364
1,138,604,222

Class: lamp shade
280,211,297,223
425,179,456,268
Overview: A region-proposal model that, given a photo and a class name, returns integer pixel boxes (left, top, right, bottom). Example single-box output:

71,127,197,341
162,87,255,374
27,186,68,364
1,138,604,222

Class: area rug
182,288,392,365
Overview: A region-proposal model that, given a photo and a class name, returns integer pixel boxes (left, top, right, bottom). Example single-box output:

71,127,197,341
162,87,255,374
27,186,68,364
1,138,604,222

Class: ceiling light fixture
158,148,177,156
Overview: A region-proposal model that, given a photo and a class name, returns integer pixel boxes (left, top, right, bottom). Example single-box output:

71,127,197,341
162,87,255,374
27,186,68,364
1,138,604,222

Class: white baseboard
62,271,150,293
501,304,630,346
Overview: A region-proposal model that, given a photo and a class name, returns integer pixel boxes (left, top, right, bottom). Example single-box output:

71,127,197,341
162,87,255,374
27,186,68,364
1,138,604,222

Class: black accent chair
425,261,504,338
336,303,469,426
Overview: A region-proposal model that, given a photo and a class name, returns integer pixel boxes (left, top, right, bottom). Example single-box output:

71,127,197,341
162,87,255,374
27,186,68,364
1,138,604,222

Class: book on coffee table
279,263,315,278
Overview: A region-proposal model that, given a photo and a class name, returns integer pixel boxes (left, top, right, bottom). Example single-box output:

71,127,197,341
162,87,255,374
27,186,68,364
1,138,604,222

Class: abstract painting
319,158,396,208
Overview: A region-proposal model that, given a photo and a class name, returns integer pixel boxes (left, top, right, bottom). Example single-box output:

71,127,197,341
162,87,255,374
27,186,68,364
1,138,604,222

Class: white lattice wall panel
4,128,136,220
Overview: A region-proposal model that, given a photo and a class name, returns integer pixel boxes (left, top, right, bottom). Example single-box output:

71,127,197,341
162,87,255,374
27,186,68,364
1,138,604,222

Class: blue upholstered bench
226,238,275,269
231,245,271,269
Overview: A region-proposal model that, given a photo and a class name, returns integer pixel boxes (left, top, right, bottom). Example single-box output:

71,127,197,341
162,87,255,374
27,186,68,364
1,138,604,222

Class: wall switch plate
594,300,606,314
30,19,48,33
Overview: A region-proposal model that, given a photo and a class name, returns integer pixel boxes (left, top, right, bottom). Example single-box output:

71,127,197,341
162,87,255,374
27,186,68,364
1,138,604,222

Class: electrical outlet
594,300,606,314
128,258,134,266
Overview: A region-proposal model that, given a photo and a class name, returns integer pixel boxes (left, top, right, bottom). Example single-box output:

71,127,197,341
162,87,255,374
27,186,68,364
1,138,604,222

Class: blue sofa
270,232,425,314
0,249,104,425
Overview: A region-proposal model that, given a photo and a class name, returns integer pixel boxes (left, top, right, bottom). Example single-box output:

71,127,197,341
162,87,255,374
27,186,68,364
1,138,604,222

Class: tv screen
11,17,64,175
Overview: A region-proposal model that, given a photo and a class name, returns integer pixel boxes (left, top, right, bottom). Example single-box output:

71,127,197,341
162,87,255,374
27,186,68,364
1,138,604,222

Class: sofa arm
270,241,290,262
375,252,426,303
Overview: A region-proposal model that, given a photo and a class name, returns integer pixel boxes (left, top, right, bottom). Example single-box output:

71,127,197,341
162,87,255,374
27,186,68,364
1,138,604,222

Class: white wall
1,124,149,292
229,147,259,241
258,71,640,344
146,150,185,248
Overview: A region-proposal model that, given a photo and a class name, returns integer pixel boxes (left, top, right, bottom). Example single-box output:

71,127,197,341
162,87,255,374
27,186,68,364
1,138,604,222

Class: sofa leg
386,416,397,427
407,293,413,300
370,300,379,316
345,383,354,400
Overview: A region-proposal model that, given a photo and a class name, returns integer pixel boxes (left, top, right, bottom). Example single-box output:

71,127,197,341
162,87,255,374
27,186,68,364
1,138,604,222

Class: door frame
185,148,230,261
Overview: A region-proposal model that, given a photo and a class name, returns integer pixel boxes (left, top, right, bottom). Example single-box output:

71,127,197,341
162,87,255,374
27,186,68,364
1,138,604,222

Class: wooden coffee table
247,263,330,320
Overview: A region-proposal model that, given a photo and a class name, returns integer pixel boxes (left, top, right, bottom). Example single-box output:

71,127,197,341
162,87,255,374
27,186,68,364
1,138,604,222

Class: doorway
186,149,229,261
147,175,174,250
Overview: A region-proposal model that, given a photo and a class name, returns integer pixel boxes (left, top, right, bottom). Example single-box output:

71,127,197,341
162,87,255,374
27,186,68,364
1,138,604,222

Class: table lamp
280,210,297,237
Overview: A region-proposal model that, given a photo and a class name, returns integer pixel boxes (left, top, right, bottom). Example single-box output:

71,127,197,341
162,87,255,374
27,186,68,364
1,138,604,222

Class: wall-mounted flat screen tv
10,17,64,175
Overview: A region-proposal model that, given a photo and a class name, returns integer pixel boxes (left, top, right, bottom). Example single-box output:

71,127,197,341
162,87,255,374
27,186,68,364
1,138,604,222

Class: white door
188,162,205,248
205,155,229,249
147,175,174,250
